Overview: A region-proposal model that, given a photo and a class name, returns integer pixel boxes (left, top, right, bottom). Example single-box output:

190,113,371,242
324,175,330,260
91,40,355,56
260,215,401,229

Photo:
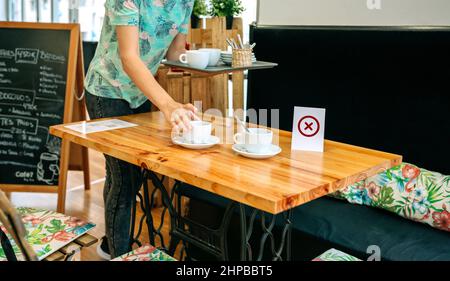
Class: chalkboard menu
0,27,71,186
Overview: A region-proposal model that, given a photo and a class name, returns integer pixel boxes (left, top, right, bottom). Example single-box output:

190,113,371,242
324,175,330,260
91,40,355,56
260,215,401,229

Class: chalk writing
15,48,40,64
0,28,69,186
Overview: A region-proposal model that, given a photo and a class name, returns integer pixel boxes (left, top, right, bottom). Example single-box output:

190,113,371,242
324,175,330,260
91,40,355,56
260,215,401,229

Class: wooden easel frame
0,22,89,213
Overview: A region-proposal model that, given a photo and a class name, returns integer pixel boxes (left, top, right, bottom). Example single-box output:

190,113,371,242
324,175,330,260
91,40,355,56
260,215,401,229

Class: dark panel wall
82,41,98,74
248,26,450,174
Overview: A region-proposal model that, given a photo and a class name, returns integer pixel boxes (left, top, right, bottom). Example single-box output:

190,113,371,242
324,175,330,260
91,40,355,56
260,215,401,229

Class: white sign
65,119,138,134
291,107,326,152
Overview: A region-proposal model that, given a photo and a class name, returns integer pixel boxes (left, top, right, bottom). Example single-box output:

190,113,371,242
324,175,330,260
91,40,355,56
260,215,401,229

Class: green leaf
372,186,395,211
441,176,450,187
429,205,443,212
27,234,47,245
36,244,52,257
385,169,393,180
210,0,245,17
29,224,44,237
193,0,208,16
426,182,444,204
419,170,436,187
45,219,65,234
406,207,412,217
0,243,21,260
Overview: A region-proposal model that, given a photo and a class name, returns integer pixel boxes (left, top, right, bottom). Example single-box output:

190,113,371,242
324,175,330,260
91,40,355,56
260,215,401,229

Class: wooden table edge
49,120,402,214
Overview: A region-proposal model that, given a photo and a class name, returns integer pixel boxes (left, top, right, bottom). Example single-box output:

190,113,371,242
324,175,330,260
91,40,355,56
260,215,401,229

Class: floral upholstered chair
112,244,176,261
313,248,360,261
331,163,450,233
0,191,96,261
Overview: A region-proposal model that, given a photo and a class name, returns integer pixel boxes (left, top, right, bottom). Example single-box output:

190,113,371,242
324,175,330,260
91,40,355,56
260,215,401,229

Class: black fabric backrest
248,25,450,174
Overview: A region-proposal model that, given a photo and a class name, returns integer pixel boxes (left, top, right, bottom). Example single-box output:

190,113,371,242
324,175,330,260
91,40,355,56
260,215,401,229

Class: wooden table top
50,112,402,214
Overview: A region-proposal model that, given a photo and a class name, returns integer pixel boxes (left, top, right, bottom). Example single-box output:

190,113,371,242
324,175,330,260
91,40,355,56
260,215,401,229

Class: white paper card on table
65,119,138,134
291,106,326,152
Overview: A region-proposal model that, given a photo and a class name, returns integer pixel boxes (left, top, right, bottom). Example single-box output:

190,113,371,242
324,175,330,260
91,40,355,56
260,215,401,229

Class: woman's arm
166,33,187,61
116,26,196,131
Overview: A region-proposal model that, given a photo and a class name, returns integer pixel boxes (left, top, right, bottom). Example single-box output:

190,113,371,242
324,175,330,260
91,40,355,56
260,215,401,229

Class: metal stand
239,204,293,261
130,169,293,261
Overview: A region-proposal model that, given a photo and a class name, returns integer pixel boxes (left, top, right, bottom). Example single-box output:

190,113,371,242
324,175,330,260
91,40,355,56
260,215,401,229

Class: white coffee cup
183,121,212,144
179,50,209,69
198,48,221,66
234,128,273,154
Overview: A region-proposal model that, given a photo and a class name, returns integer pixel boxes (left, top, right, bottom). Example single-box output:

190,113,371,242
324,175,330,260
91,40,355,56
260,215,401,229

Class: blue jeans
85,91,151,258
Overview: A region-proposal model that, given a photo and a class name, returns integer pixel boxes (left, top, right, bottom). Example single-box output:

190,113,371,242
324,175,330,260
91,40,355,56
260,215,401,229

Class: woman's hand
115,27,199,132
162,101,199,133
116,26,197,132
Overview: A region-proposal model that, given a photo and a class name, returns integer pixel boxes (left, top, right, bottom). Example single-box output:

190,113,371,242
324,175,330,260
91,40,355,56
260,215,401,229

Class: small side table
162,60,278,118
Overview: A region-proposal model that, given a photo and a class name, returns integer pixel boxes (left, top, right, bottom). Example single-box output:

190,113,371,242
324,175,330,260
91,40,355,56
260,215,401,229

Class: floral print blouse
85,0,194,108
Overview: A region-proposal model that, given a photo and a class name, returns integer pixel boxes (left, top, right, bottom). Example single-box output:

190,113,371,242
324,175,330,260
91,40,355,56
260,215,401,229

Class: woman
84,0,196,259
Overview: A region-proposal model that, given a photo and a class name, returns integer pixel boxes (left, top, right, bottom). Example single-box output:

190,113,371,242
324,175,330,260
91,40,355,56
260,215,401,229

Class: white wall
240,0,257,42
0,0,7,20
257,0,450,26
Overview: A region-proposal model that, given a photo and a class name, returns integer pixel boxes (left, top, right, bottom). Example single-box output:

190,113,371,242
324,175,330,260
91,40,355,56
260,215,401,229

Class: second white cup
179,50,209,69
198,48,221,66
234,128,273,154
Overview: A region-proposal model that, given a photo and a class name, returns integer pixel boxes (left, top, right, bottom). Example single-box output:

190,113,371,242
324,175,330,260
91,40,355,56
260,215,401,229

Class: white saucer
232,144,282,159
172,135,220,150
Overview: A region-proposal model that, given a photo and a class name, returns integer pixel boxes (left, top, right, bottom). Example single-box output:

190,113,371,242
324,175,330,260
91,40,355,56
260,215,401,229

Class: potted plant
210,0,245,29
191,0,208,28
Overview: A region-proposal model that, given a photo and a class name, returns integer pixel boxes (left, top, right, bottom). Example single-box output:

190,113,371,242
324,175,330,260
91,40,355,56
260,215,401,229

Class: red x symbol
298,115,320,137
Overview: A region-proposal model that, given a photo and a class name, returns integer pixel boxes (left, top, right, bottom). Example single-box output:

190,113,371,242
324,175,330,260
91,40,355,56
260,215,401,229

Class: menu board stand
0,22,89,212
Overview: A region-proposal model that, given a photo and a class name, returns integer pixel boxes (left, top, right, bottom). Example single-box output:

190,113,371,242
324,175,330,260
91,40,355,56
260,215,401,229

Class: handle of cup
179,53,188,64
233,133,243,144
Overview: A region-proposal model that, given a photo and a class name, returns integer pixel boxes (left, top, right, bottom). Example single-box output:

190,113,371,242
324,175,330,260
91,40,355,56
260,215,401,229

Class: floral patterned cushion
111,244,176,261
331,163,450,232
312,248,360,261
0,207,95,261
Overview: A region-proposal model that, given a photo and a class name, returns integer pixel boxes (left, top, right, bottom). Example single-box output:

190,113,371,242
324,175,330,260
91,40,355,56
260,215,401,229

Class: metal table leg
239,203,293,261
130,170,176,251
130,169,239,260
130,170,293,261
